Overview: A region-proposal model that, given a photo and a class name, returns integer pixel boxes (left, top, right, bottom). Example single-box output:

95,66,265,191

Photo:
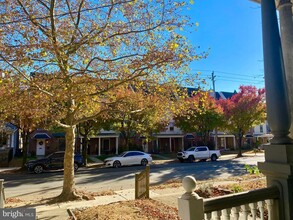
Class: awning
33,133,51,139
52,132,65,138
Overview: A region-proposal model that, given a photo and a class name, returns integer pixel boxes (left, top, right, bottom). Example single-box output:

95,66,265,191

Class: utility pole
211,71,218,149
212,71,216,99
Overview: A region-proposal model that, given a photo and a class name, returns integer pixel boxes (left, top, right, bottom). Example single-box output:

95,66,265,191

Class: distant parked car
25,151,84,174
104,151,152,168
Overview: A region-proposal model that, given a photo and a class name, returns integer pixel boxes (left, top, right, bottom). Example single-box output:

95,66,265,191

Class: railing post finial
182,176,197,194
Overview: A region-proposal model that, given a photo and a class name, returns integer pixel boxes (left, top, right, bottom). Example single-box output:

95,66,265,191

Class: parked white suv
177,146,221,163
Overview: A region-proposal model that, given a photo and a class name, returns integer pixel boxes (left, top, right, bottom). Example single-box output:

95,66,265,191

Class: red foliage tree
219,86,266,157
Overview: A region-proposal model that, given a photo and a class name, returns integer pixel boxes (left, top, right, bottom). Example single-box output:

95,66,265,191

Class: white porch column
98,137,101,156
6,135,10,148
224,137,227,149
169,138,172,152
233,136,236,149
278,0,293,139
115,137,118,154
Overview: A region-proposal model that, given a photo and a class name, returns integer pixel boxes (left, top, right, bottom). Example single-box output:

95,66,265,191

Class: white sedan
104,151,152,168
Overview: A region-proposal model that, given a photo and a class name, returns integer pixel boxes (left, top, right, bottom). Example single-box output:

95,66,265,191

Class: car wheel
188,156,194,163
211,154,217,161
74,163,79,171
33,165,44,174
113,160,121,168
141,158,148,166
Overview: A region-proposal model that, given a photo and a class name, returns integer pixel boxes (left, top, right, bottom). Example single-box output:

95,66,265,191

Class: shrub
244,164,260,175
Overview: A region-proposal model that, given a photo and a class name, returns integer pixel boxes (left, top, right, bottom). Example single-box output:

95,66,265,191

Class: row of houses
0,91,272,158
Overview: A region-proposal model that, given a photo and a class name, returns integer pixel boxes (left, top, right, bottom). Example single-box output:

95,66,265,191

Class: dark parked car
25,151,84,174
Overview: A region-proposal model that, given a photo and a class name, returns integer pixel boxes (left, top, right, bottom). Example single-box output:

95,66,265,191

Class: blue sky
185,0,264,92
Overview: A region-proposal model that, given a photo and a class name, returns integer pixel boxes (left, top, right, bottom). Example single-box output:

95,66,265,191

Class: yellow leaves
123,66,130,74
190,0,195,4
169,43,179,50
129,0,137,5
83,58,89,65
166,26,174,32
40,51,47,57
195,22,199,27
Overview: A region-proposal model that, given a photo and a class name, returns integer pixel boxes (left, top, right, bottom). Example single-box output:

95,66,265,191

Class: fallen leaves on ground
73,174,266,219
77,189,116,200
5,197,24,204
73,199,180,220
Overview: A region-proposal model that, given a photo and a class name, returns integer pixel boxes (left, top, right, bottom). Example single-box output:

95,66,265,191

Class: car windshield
186,147,196,151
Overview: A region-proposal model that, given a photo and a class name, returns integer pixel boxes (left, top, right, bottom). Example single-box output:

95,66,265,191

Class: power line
193,69,263,79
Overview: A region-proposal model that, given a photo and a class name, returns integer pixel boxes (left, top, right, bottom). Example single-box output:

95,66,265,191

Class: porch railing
178,176,280,220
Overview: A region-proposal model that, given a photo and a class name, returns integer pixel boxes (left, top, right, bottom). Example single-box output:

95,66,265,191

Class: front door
36,139,45,156
103,139,110,154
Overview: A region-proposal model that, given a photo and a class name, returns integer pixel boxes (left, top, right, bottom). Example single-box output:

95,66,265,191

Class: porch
179,0,293,219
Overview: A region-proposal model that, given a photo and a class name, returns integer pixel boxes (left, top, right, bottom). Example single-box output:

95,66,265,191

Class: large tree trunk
57,125,81,201
237,131,243,157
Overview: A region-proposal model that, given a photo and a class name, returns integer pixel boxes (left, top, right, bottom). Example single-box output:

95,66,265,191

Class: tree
174,91,224,145
0,0,198,201
77,117,110,165
218,86,266,157
0,75,51,168
109,84,175,150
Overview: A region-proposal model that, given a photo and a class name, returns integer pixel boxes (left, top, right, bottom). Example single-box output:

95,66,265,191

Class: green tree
0,0,198,201
109,85,174,150
174,91,224,145
218,86,266,157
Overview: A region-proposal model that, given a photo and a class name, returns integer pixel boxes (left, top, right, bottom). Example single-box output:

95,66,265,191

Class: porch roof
32,133,51,139
96,133,119,138
154,134,185,138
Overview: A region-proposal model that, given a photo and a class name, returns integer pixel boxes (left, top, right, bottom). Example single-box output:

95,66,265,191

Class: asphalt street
2,154,264,199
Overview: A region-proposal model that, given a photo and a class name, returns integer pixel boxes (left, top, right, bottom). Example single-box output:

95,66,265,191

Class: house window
260,125,263,133
170,127,174,131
